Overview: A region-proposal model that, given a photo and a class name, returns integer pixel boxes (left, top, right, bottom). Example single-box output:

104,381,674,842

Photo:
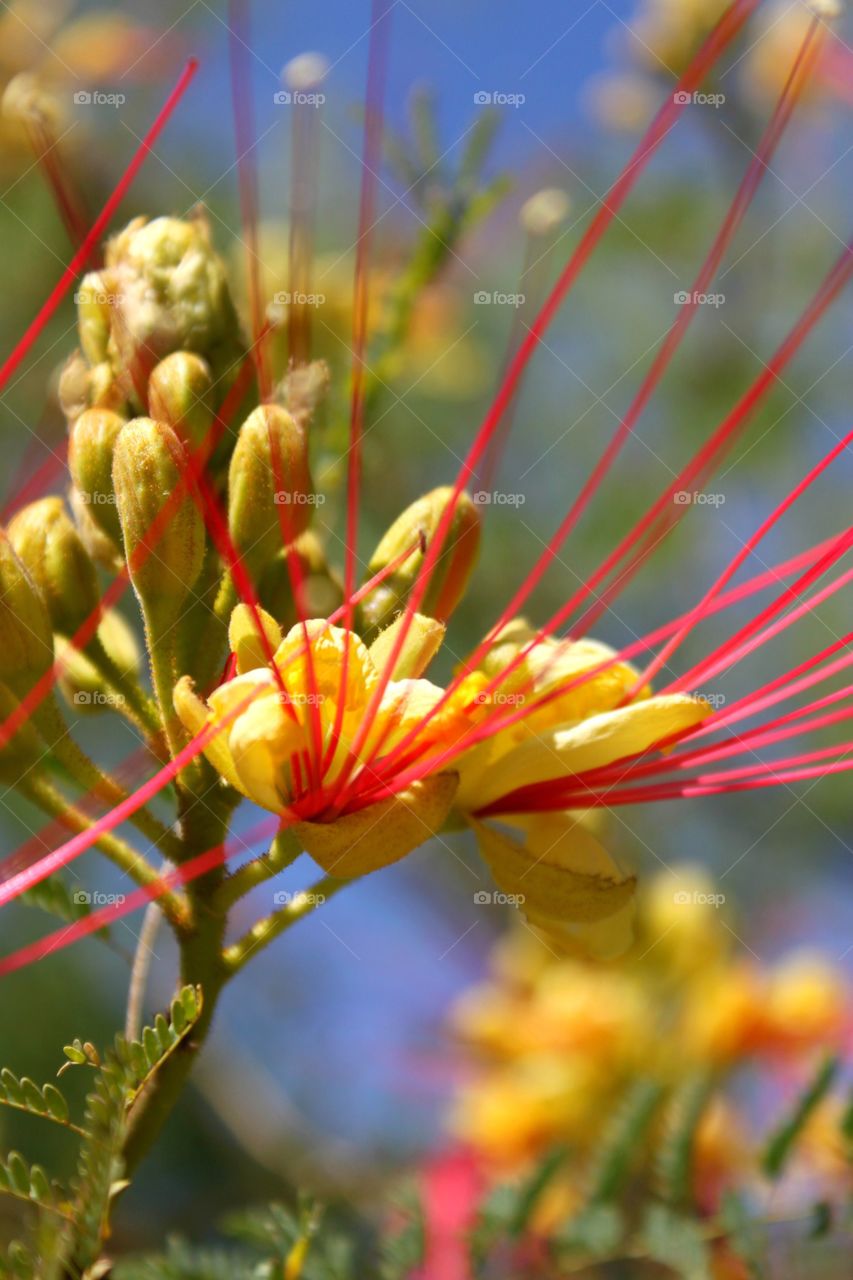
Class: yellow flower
174,605,471,877
178,602,709,949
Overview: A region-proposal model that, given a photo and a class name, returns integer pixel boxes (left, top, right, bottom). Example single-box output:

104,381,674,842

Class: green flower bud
68,407,126,546
7,497,100,636
148,352,214,450
59,353,126,423
228,405,313,581
68,487,123,570
112,417,205,622
76,271,114,365
0,530,54,696
358,486,480,638
105,214,242,379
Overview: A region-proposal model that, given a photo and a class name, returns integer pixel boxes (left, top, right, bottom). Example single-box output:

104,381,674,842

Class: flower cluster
449,867,851,1212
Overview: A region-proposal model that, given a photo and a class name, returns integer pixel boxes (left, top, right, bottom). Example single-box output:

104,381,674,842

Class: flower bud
68,487,123,570
147,352,214,451
76,271,113,365
59,353,126,423
359,486,480,638
368,612,445,680
228,405,313,581
112,417,205,620
7,497,100,636
0,531,54,695
68,407,126,545
105,214,242,380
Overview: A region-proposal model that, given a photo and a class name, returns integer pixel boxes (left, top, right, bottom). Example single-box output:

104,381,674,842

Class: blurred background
0,0,851,1264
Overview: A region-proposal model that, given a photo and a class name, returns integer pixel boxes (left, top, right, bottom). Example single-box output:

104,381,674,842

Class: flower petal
294,773,459,878
471,815,636,928
464,693,711,810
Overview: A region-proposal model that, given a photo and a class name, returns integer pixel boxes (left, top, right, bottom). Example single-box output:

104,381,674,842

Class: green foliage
761,1054,839,1180
0,986,203,1278
586,1078,664,1204
637,1203,711,1280
656,1070,715,1208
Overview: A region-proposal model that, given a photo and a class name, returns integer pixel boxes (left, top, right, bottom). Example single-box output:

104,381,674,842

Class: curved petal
294,772,459,878
464,693,711,811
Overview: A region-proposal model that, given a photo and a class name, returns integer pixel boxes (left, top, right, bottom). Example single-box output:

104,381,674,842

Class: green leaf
639,1203,711,1280
762,1055,839,1180
656,1071,715,1208
587,1079,664,1204
560,1203,625,1259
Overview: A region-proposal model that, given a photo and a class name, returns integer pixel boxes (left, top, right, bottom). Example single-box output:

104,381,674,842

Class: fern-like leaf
656,1071,715,1209
761,1054,839,1180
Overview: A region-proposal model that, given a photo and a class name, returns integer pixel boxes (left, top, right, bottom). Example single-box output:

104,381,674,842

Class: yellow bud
228,405,313,580
8,497,100,636
76,271,114,365
148,351,215,450
68,487,123,570
105,214,242,378
68,407,126,546
59,353,126,422
359,486,481,637
0,530,54,695
112,417,205,619
368,611,445,679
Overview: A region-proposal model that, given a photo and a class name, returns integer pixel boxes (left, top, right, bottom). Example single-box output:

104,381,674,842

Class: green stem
37,697,182,860
222,874,348,974
84,633,162,743
20,775,188,929
214,826,302,911
121,796,231,1175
